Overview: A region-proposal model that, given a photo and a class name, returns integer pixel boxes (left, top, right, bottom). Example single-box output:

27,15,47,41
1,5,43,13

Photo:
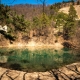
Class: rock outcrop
0,62,80,80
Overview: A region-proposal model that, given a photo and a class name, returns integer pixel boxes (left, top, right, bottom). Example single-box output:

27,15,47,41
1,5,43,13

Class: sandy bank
0,41,63,51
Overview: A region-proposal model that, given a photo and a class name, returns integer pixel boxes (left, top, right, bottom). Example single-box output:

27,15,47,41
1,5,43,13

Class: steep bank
0,26,64,50
0,26,79,50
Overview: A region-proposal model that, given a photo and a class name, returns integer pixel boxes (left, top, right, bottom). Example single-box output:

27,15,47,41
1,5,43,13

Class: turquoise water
0,47,80,72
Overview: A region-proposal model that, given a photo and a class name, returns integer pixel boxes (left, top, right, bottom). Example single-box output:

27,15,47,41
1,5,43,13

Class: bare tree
37,0,47,15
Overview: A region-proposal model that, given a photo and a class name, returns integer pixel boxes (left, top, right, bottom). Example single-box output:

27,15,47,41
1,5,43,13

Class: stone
0,25,7,32
0,63,80,80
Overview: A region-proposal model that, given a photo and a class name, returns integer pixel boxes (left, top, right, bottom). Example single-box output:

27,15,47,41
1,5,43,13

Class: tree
33,17,41,29
0,4,11,24
53,12,68,41
13,14,30,32
32,14,50,29
68,4,77,20
55,12,68,29
37,0,47,15
49,3,60,17
63,4,77,40
40,13,50,27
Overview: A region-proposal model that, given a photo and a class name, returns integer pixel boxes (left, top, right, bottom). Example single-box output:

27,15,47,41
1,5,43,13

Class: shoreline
0,42,63,50
0,62,80,80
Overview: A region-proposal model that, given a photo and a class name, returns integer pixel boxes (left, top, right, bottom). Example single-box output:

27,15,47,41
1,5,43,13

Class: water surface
0,47,80,72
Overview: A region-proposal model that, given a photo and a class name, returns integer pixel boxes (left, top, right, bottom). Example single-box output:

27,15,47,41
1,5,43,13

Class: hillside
59,5,80,19
0,2,80,49
10,4,48,20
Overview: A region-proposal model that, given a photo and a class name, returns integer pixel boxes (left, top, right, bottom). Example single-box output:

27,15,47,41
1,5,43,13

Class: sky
1,0,64,5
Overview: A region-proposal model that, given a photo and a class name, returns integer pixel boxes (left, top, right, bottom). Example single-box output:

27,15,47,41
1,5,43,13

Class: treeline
10,0,80,20
11,4,42,20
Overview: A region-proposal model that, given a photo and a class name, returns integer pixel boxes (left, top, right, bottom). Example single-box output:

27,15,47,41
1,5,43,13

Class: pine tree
68,5,77,20
63,4,77,40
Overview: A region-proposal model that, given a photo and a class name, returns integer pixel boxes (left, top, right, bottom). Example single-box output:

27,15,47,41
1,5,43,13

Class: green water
0,47,80,72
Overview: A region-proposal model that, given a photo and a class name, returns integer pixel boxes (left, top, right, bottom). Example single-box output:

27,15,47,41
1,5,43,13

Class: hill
59,5,80,19
0,2,80,49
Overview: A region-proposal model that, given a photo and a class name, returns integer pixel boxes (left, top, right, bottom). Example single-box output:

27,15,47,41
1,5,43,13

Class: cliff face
7,27,64,49
0,20,64,48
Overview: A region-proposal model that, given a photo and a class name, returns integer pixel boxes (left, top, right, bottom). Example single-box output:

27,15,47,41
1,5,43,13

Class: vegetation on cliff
0,0,80,48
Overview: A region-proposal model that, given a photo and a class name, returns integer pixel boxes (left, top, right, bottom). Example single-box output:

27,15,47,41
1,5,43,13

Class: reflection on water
0,47,80,72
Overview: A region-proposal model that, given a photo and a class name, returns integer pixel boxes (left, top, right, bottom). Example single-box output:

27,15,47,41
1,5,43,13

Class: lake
0,47,80,72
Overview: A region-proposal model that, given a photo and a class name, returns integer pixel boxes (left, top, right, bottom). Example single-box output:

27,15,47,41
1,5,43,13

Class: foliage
55,12,68,27
54,3,61,9
49,3,61,18
0,4,11,24
54,4,77,40
12,14,30,32
63,4,77,40
68,5,77,20
32,17,41,29
0,4,32,41
40,13,51,28
32,14,51,29
0,2,79,42
53,12,68,37
63,19,76,39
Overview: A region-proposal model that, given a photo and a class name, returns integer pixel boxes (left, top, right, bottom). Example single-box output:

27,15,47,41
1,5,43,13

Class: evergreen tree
0,4,10,24
63,4,77,40
68,5,77,20
13,14,30,32
33,17,41,29
54,12,68,34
